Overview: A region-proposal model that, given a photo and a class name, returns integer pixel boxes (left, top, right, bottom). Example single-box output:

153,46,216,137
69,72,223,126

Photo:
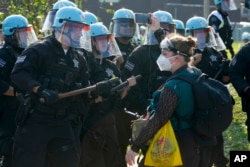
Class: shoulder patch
124,61,135,71
15,55,27,64
0,58,6,68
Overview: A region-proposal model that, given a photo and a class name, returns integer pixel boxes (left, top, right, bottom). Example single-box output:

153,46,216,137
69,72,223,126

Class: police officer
173,19,185,36
11,7,113,167
80,23,136,167
229,41,250,145
207,0,237,59
0,14,38,167
186,16,230,167
116,10,175,162
241,32,250,46
109,8,137,71
41,0,77,36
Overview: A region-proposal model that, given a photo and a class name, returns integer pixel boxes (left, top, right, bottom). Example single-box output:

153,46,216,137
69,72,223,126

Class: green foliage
6,0,57,34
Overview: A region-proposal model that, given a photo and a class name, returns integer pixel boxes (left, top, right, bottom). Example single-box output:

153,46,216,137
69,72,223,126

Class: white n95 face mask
156,54,172,71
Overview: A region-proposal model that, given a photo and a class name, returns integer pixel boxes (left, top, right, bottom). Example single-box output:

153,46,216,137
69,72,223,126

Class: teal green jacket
162,66,201,130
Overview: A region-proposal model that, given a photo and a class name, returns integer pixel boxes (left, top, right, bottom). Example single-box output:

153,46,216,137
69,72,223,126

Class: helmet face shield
190,28,216,50
55,21,91,50
15,25,38,48
41,10,57,32
160,23,176,35
220,0,237,11
93,34,122,59
110,19,136,38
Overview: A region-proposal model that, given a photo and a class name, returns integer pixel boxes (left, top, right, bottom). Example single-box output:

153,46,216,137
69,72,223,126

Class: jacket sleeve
229,45,250,96
11,47,42,93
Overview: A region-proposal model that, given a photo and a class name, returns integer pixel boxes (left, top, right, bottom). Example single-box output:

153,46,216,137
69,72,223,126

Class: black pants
12,113,78,167
80,113,125,167
210,134,228,167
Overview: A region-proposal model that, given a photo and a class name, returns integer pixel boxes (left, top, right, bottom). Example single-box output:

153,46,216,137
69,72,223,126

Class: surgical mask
156,54,176,71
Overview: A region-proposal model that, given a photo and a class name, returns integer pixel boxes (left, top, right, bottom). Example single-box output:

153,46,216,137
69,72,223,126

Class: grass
223,43,250,162
224,85,250,157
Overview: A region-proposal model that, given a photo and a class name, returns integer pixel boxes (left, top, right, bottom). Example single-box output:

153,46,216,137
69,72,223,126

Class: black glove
37,87,59,104
95,80,113,97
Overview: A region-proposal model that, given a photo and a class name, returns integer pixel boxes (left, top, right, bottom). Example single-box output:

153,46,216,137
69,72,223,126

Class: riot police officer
41,0,77,36
116,10,175,162
80,23,135,167
207,0,237,59
109,8,137,71
173,19,185,36
186,16,230,167
229,41,250,147
0,14,38,167
11,6,113,167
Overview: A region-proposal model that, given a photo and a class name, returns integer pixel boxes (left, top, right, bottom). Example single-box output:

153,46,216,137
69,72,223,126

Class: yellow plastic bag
144,121,183,167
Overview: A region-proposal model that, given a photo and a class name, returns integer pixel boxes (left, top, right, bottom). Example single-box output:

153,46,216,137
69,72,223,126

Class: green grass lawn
223,43,250,161
224,85,250,157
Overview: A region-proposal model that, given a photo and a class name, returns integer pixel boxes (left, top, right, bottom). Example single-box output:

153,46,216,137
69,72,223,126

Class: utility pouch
15,93,33,126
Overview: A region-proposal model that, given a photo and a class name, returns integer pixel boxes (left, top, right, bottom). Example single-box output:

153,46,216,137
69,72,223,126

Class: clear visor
55,21,92,51
160,23,176,35
221,0,237,11
41,10,57,32
110,19,136,38
93,35,122,59
190,28,217,50
145,29,159,45
15,25,38,48
214,32,226,51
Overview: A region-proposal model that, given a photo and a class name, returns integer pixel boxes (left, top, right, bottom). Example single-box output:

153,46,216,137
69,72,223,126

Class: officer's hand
37,87,59,104
95,80,113,97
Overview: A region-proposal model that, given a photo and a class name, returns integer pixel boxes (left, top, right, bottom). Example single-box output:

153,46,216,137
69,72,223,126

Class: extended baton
39,77,119,103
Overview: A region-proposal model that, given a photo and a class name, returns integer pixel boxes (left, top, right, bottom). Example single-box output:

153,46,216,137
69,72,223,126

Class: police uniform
80,57,125,167
116,39,136,71
230,43,250,141
116,29,171,158
0,45,22,167
195,46,229,167
208,10,234,58
11,36,90,167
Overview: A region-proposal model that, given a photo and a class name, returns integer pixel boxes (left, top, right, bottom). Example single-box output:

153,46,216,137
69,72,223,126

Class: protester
118,10,174,165
125,34,200,167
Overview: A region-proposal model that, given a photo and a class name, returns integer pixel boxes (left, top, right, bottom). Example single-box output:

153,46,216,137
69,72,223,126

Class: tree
6,0,56,35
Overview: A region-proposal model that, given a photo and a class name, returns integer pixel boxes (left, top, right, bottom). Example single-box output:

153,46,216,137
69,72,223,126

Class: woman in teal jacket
125,34,202,167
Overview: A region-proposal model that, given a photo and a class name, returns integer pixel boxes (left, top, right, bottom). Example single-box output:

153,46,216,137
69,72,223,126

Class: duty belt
34,103,69,116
